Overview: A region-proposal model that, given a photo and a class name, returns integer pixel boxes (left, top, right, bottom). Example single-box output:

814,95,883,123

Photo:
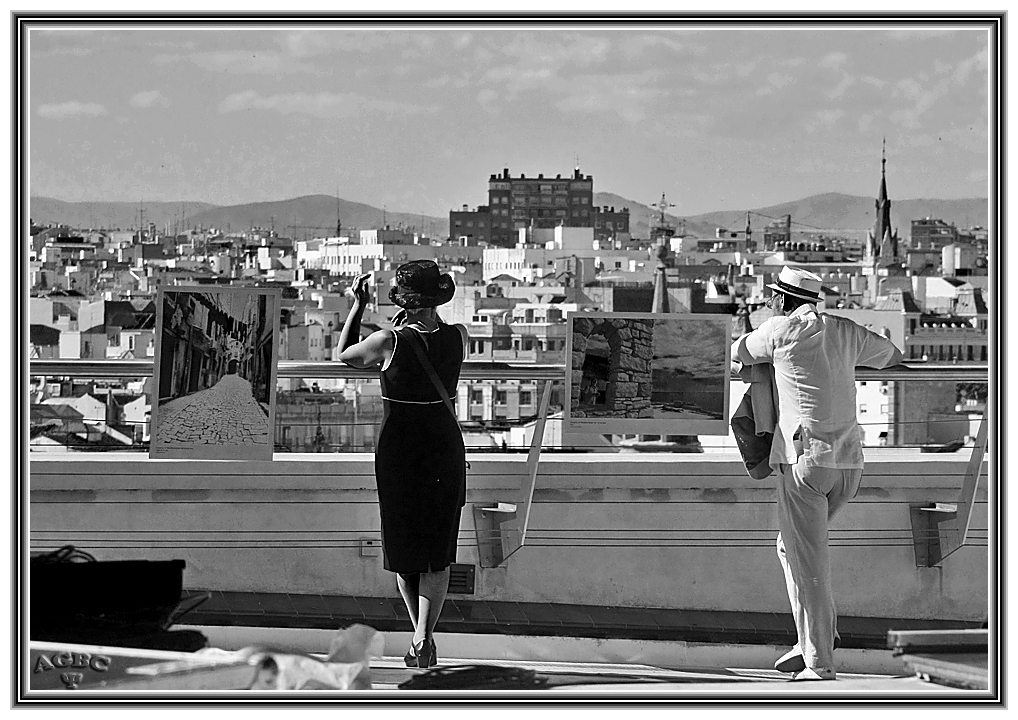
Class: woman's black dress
375,323,466,573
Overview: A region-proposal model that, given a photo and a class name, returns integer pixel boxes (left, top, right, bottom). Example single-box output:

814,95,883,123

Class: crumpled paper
199,623,384,690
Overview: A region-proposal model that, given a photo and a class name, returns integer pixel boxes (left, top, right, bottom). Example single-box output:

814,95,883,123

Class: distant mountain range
596,192,988,240
29,195,447,240
31,191,988,242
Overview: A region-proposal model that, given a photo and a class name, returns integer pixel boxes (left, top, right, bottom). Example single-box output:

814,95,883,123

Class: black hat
388,260,456,309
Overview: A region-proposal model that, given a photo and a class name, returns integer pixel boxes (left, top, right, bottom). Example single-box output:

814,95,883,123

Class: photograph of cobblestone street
150,287,280,459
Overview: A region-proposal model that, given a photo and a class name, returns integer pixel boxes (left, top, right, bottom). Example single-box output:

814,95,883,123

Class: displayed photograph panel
566,312,732,435
150,286,281,460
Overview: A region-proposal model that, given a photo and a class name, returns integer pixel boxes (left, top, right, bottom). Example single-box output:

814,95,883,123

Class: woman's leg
412,567,450,645
396,572,420,634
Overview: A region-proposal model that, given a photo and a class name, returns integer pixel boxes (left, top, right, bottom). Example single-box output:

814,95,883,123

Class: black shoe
405,638,437,669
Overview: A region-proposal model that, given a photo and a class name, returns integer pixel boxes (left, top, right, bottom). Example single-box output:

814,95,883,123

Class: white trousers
776,456,862,670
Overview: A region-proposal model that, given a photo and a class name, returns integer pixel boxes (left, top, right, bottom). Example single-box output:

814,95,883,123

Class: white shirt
731,305,903,469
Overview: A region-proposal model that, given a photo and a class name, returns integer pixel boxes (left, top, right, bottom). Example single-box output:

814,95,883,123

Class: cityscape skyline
27,21,992,218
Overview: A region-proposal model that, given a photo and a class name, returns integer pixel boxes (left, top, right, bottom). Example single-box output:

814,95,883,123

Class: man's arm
856,327,904,369
731,318,778,366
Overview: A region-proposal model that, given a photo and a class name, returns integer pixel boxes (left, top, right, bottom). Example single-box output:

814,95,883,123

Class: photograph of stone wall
566,312,731,435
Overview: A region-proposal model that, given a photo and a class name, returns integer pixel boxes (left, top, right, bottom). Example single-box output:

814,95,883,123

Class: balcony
24,360,993,693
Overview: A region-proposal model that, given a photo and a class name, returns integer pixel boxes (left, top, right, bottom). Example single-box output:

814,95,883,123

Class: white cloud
755,72,795,96
156,50,314,74
889,109,922,129
197,51,313,74
885,28,962,40
902,134,936,148
820,52,848,70
218,90,438,118
766,72,795,88
620,32,703,59
37,101,107,119
804,109,844,133
954,47,989,85
476,88,498,113
35,46,92,57
129,90,169,109
276,29,388,57
826,74,856,99
500,32,612,70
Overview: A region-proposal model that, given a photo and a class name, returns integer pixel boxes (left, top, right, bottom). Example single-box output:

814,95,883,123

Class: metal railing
27,359,989,383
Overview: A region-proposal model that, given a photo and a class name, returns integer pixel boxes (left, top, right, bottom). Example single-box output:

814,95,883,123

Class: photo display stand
150,286,281,461
474,311,733,567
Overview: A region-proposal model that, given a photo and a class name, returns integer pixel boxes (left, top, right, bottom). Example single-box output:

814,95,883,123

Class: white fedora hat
766,266,823,303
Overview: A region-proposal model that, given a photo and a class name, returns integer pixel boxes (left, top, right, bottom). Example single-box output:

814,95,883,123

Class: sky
27,20,992,217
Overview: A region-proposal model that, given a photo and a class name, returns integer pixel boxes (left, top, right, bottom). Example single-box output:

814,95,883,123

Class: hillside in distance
31,195,450,239
597,191,988,239
180,195,449,240
33,191,987,242
30,198,218,231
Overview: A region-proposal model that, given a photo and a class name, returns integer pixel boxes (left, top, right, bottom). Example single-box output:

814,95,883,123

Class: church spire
878,136,888,204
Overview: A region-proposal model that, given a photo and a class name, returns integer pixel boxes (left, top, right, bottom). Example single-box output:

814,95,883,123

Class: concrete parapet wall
29,451,989,622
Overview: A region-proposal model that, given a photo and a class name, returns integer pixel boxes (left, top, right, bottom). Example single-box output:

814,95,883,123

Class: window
495,390,507,405
519,391,533,405
880,404,889,414
470,389,483,403
858,404,867,413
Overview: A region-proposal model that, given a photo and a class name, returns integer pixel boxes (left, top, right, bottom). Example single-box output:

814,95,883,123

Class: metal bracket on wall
472,502,517,568
912,412,988,567
471,379,554,569
909,503,958,567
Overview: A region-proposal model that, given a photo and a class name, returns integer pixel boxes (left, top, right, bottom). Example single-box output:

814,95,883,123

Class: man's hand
347,273,371,306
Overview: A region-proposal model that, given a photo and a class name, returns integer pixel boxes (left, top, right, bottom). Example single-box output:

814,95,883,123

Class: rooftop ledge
30,449,986,493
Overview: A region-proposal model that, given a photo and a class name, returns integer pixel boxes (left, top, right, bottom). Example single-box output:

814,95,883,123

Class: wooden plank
898,652,988,691
887,629,988,651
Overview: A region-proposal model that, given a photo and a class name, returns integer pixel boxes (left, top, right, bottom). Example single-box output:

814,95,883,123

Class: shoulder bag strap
403,329,457,420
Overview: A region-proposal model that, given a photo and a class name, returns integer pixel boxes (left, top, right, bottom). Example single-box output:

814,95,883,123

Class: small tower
868,138,900,267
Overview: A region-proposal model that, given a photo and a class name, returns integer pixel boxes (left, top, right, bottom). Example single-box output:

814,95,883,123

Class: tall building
475,167,592,246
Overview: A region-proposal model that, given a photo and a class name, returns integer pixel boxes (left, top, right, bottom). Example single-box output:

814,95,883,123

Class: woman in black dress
338,260,468,669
